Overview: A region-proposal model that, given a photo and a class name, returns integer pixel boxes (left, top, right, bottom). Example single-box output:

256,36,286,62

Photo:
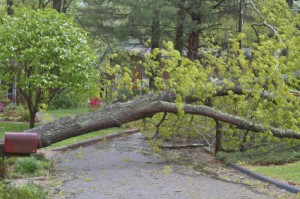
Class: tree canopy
0,8,98,127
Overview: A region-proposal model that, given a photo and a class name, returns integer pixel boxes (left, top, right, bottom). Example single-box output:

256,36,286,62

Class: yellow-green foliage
139,3,300,150
100,51,140,103
98,1,299,152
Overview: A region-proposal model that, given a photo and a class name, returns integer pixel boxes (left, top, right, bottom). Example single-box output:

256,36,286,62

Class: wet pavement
48,133,296,199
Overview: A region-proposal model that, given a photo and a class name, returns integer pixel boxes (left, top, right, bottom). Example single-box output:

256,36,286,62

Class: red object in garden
0,102,4,112
4,132,38,154
89,98,102,108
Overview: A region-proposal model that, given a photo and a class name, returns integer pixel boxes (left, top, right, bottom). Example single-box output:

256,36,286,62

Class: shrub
14,157,39,174
0,181,48,199
49,90,90,109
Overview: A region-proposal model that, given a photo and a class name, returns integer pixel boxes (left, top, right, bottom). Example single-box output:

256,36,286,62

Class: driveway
48,133,295,199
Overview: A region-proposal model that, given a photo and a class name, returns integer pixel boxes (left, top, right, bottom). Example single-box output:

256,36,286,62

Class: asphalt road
48,133,296,199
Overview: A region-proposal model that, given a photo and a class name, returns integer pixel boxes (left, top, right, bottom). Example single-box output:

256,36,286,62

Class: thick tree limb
249,0,278,34
23,92,300,148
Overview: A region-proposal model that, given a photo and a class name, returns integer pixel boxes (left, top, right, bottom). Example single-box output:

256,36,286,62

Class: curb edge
48,128,140,152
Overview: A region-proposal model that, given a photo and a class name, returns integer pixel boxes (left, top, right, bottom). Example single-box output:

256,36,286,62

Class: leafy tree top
0,8,97,91
0,8,98,127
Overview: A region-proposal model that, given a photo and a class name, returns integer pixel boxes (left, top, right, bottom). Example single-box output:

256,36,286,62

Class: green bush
12,156,50,178
48,90,89,109
0,181,47,199
14,157,39,174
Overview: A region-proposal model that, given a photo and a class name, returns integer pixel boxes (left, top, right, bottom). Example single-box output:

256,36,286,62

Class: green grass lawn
247,161,300,186
45,107,90,119
0,122,31,139
44,127,121,149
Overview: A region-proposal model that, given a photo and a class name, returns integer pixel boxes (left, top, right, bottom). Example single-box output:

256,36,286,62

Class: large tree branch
24,92,300,148
249,0,278,34
160,101,300,139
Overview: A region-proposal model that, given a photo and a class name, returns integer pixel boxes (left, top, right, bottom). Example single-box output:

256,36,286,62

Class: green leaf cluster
0,8,97,90
0,8,98,126
140,4,300,151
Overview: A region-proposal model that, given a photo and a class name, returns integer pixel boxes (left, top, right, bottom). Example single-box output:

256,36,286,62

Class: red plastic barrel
4,132,38,154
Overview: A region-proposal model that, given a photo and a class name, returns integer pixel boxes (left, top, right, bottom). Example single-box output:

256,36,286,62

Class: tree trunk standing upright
238,0,245,49
187,31,200,60
53,0,62,12
29,110,38,128
186,1,202,60
151,9,161,50
149,8,161,89
61,0,67,13
286,0,293,8
175,7,186,54
214,119,222,154
18,87,41,128
7,0,13,15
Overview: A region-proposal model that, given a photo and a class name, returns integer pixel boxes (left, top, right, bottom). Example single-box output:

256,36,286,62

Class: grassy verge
2,154,51,179
246,162,300,186
44,127,121,149
0,122,31,139
46,107,90,119
0,181,48,199
1,154,49,199
216,141,300,187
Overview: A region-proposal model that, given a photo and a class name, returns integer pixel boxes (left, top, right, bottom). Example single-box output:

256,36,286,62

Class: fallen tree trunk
23,92,300,148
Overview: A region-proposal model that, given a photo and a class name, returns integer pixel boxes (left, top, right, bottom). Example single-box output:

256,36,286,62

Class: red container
4,132,38,154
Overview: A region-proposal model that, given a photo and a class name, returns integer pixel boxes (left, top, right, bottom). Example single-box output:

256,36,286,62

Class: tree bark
151,9,161,51
187,31,199,60
29,111,36,129
53,0,62,12
23,92,300,148
286,0,293,8
7,0,14,15
238,0,245,49
214,119,222,154
175,7,185,54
